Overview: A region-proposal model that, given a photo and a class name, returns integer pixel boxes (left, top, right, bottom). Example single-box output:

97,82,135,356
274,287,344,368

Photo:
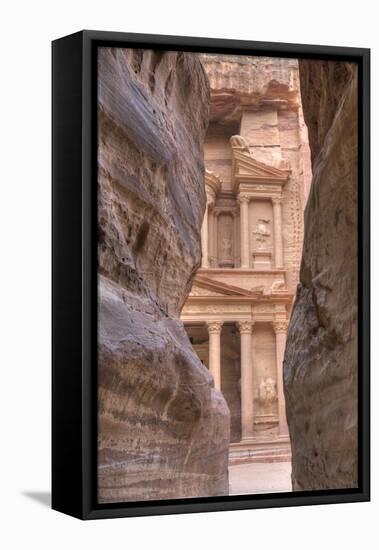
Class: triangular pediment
189,275,262,297
189,285,229,297
232,150,290,183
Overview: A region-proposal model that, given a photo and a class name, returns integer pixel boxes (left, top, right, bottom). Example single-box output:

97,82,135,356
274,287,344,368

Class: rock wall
200,54,301,122
284,61,358,490
97,48,230,503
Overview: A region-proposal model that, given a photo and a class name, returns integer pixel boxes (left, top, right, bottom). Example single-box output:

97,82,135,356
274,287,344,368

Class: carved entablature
182,304,252,316
253,305,273,314
182,274,293,323
250,184,282,195
213,205,239,218
230,135,290,197
252,304,274,322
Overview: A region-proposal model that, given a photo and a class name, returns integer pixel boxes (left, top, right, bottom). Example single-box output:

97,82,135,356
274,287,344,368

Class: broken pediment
230,137,290,192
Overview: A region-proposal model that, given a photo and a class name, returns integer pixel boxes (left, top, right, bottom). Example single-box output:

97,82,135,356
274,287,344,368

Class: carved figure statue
253,218,271,248
270,280,286,292
257,377,277,405
230,134,250,153
221,237,232,257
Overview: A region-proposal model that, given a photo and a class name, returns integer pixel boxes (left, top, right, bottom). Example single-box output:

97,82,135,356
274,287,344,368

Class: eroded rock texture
97,48,230,503
284,61,358,490
200,54,301,122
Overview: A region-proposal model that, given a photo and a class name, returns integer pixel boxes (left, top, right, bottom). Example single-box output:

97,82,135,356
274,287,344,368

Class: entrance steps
229,435,291,464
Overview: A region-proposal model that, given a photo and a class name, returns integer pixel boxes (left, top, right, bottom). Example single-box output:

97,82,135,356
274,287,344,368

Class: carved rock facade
182,56,311,464
97,48,230,503
284,61,358,490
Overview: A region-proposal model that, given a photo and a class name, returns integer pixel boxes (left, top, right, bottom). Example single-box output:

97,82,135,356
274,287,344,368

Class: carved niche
218,213,234,268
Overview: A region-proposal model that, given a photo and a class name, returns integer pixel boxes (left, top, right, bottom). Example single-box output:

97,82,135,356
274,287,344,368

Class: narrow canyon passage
97,46,358,503
182,54,311,494
283,60,358,491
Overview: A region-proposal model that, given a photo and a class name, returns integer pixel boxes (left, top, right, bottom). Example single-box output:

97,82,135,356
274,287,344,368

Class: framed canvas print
52,30,370,520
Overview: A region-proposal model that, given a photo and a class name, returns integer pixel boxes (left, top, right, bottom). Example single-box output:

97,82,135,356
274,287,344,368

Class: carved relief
270,280,286,292
257,377,277,405
218,213,234,267
252,218,271,249
182,305,251,314
254,377,278,427
189,286,226,297
220,236,232,258
253,305,273,314
252,185,281,192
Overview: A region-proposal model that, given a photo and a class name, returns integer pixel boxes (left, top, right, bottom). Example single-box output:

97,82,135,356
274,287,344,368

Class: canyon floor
229,461,292,495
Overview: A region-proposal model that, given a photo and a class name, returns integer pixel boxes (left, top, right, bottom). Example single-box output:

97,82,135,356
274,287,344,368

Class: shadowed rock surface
97,48,230,503
284,61,358,490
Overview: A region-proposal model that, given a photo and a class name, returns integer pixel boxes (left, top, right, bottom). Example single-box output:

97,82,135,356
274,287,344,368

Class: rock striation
200,54,301,122
283,61,358,490
97,47,230,503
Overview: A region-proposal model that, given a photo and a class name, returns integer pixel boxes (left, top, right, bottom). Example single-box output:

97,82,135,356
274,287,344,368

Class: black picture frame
52,30,370,520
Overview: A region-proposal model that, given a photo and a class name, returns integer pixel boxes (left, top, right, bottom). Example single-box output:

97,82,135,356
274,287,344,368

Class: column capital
238,194,251,205
207,321,223,334
272,197,282,206
237,320,254,334
273,320,288,333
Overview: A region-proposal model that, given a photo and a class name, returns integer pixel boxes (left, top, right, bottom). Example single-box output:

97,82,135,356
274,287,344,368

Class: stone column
272,198,284,269
232,210,239,267
213,210,219,268
238,194,250,269
208,208,213,267
207,321,223,390
201,201,209,268
273,320,289,436
238,320,254,439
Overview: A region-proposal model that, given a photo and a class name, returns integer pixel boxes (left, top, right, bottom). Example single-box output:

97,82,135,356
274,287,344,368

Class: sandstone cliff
200,54,301,122
284,61,358,490
97,48,230,503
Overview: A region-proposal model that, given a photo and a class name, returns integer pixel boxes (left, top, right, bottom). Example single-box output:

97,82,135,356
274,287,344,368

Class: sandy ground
229,461,292,495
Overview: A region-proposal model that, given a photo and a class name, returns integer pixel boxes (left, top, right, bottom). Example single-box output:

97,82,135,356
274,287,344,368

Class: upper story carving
201,138,291,272
194,56,312,295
